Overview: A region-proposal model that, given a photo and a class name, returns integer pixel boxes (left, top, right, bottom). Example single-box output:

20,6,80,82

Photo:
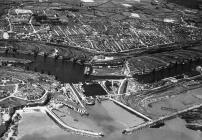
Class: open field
118,77,202,120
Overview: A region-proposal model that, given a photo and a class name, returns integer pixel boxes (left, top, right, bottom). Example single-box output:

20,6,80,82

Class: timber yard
1,0,202,140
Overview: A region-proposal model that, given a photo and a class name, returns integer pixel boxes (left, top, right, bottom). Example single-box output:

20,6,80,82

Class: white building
15,9,33,15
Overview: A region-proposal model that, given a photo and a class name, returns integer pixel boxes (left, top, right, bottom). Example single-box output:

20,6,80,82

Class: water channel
0,52,86,83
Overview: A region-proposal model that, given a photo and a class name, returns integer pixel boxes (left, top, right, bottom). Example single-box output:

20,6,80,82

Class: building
15,9,33,15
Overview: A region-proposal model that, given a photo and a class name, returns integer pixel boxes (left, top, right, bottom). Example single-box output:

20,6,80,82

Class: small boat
84,96,95,105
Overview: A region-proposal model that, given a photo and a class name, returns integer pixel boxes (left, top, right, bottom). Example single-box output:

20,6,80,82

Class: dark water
0,52,125,98
167,0,202,9
0,53,86,83
82,83,108,96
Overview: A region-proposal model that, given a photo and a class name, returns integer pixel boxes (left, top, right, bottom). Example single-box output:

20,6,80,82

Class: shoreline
16,106,104,137
2,105,104,139
123,102,202,134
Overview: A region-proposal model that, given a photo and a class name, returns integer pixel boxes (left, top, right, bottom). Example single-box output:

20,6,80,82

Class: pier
123,103,202,134
69,83,85,108
16,106,104,137
109,98,152,121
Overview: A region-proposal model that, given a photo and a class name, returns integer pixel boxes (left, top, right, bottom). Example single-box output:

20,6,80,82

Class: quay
16,106,104,137
109,98,152,121
69,83,85,108
45,107,104,137
123,103,202,134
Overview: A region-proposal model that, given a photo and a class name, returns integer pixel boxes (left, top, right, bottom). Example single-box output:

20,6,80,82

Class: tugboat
84,65,92,75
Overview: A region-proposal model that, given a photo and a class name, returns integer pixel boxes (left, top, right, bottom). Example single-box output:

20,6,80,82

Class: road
0,80,49,104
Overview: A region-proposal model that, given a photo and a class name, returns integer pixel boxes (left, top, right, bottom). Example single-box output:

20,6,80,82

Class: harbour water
0,53,86,83
17,111,72,140
17,110,202,140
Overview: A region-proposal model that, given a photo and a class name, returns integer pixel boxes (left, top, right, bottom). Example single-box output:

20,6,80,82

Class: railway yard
0,0,202,140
